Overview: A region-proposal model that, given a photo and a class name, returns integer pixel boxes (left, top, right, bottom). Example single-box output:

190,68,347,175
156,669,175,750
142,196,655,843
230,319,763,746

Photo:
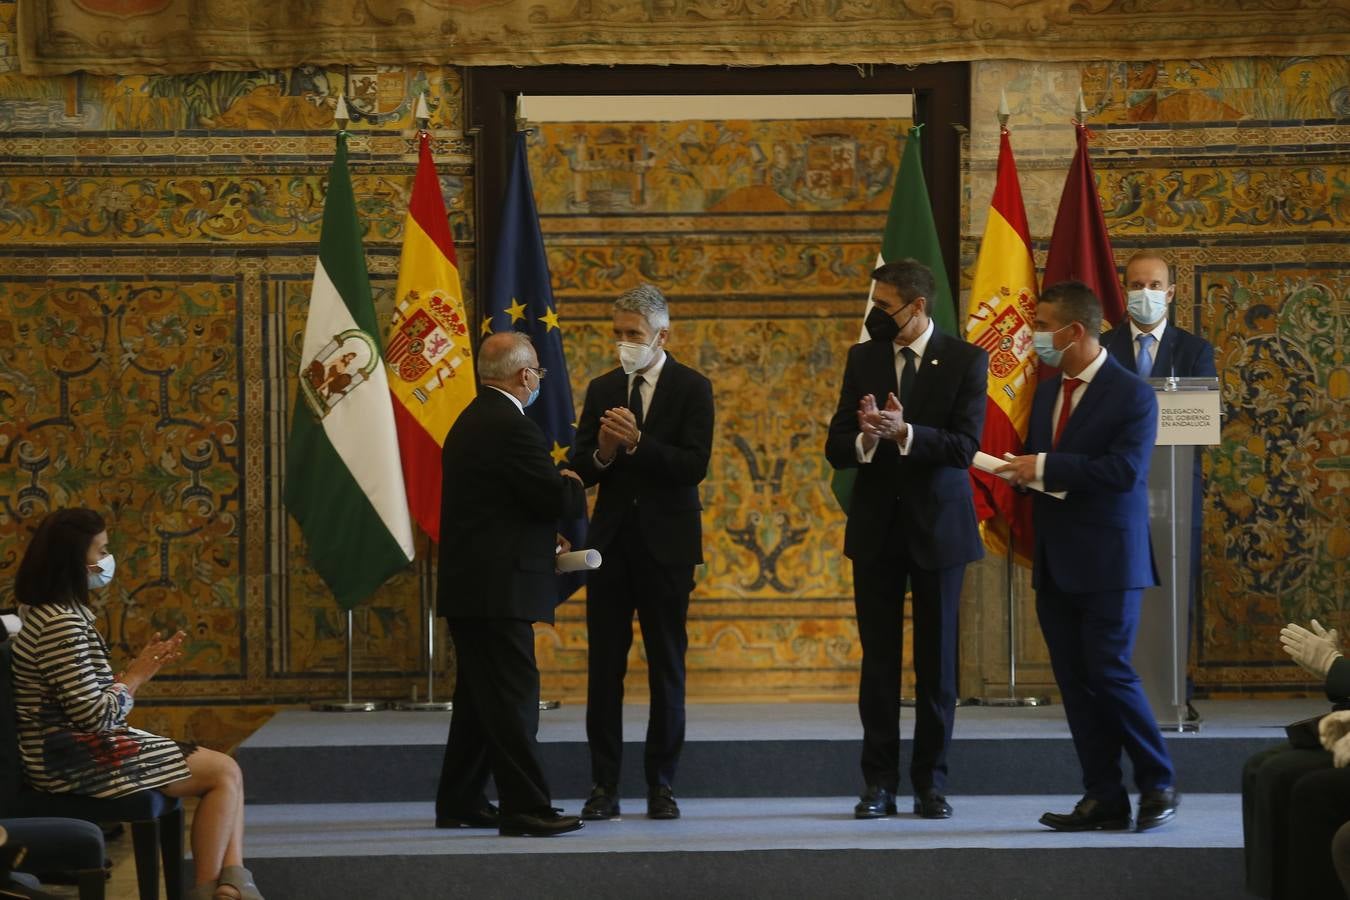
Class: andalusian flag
965,127,1038,562
286,131,415,609
831,124,954,511
386,131,476,542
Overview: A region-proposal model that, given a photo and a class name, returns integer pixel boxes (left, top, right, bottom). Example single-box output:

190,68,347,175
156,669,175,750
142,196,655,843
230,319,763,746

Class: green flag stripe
881,125,956,334
320,133,384,352
286,412,410,610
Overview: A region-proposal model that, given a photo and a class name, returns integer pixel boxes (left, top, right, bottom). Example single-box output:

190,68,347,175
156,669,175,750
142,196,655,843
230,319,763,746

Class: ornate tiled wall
962,58,1349,696
0,0,1345,749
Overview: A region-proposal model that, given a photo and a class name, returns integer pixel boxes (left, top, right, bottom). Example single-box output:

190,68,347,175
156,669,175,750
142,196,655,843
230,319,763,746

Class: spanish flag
965,127,1038,563
386,132,476,542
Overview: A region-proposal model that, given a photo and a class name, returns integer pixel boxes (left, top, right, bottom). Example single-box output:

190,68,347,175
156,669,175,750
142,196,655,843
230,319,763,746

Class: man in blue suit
1105,250,1217,718
999,280,1179,832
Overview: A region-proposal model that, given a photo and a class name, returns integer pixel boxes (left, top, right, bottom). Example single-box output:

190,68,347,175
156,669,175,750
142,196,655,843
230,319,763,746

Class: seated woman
1244,620,1349,899
10,508,263,900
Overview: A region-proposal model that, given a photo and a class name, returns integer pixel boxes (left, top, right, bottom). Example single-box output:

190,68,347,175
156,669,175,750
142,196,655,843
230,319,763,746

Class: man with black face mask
571,283,715,822
825,259,988,821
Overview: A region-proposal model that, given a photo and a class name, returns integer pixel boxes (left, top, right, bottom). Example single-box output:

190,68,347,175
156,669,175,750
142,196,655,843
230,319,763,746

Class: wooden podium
1135,376,1221,732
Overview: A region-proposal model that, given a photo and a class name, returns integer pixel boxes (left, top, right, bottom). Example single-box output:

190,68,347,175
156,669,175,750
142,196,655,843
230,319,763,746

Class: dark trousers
1288,765,1350,899
852,549,964,795
436,618,552,817
586,515,693,789
1243,744,1335,899
1035,577,1174,801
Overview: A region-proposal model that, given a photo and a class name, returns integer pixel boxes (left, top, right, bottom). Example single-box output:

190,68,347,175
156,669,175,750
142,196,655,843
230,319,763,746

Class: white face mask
617,335,660,375
1126,288,1169,325
88,553,115,589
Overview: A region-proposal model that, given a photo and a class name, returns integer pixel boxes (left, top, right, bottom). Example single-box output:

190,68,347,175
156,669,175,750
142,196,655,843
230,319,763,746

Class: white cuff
896,425,914,456
593,449,615,470
855,433,878,464
1035,452,1046,482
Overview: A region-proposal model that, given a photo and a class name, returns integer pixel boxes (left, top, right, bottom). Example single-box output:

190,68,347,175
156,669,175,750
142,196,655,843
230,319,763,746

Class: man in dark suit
571,283,714,822
1104,250,1217,718
999,280,1179,832
434,331,587,838
824,259,988,820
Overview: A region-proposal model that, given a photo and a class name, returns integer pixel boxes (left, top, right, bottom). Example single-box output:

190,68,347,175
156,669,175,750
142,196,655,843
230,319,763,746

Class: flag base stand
311,609,387,713
390,701,562,712
394,605,455,712
969,551,1053,709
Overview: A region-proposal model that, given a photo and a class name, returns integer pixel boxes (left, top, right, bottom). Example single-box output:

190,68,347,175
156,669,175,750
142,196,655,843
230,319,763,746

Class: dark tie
1053,378,1083,448
898,347,918,408
628,374,645,430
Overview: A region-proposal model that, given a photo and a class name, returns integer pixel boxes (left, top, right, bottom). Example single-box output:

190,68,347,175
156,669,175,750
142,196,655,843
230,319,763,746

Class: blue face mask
523,370,540,408
87,553,115,589
1033,324,1075,368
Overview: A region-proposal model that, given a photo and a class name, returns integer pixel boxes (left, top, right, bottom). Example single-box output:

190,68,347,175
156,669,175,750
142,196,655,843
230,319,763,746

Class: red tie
1053,378,1082,448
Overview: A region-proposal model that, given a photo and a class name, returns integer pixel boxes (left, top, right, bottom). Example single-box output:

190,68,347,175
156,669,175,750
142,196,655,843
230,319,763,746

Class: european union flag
484,131,588,600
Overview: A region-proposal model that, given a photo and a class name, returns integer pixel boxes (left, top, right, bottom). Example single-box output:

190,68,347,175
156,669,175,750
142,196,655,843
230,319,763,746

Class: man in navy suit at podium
1104,250,1217,718
999,280,1179,832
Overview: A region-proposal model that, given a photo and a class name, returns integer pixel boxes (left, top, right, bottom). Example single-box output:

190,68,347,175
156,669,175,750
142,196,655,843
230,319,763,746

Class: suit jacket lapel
1110,327,1138,374
870,340,899,401
1152,327,1178,378
907,331,948,419
1058,356,1118,447
641,353,677,427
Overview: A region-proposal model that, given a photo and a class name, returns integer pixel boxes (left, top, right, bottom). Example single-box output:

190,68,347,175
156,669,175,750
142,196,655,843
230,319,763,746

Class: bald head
478,331,539,403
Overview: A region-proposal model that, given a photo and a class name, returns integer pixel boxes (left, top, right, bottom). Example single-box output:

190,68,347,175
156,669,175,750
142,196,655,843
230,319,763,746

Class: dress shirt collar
631,349,668,387
1067,345,1109,384
1129,316,1167,345
487,384,524,414
894,317,936,360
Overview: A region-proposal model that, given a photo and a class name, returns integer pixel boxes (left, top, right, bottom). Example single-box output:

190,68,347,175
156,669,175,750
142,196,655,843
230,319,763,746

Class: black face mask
865,303,908,343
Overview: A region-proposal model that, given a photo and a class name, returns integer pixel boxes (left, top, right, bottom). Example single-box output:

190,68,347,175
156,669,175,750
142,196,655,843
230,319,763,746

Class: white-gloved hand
1311,619,1341,650
1282,623,1343,678
1334,732,1350,768
1320,711,1350,750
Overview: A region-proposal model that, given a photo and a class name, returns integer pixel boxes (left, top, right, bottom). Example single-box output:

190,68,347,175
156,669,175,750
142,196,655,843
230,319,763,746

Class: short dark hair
14,508,106,608
1039,280,1104,335
871,259,936,305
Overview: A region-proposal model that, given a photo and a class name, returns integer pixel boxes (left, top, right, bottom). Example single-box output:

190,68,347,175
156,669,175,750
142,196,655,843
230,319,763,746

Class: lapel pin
930,359,939,366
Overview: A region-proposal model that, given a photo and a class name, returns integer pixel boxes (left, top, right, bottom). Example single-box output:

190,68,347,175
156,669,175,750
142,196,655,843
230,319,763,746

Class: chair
1,816,105,900
0,642,184,900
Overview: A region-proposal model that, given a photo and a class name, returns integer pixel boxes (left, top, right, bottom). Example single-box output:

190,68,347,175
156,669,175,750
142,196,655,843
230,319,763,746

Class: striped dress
10,602,190,799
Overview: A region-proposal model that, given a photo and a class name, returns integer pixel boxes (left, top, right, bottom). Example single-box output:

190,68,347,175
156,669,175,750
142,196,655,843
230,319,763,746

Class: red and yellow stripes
386,133,477,542
965,129,1038,563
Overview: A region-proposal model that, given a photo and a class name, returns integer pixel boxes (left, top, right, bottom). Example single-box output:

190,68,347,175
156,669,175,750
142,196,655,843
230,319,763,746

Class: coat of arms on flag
969,288,1037,383
386,290,471,405
300,329,379,418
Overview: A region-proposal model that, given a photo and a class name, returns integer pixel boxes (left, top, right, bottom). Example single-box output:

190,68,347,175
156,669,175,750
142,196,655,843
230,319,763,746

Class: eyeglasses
526,367,548,380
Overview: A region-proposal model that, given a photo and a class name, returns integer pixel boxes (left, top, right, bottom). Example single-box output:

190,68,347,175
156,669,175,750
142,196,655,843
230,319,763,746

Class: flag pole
969,89,1048,709
312,608,386,712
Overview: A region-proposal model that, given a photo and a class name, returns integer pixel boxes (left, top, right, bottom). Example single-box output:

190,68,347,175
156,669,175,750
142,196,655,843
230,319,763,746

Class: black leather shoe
1039,795,1132,832
497,810,584,837
913,789,953,819
1136,788,1180,832
647,785,680,820
854,786,898,819
581,784,620,821
436,801,499,828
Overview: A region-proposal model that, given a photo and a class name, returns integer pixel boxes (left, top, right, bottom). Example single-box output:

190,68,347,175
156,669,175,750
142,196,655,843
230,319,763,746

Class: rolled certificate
556,549,602,572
